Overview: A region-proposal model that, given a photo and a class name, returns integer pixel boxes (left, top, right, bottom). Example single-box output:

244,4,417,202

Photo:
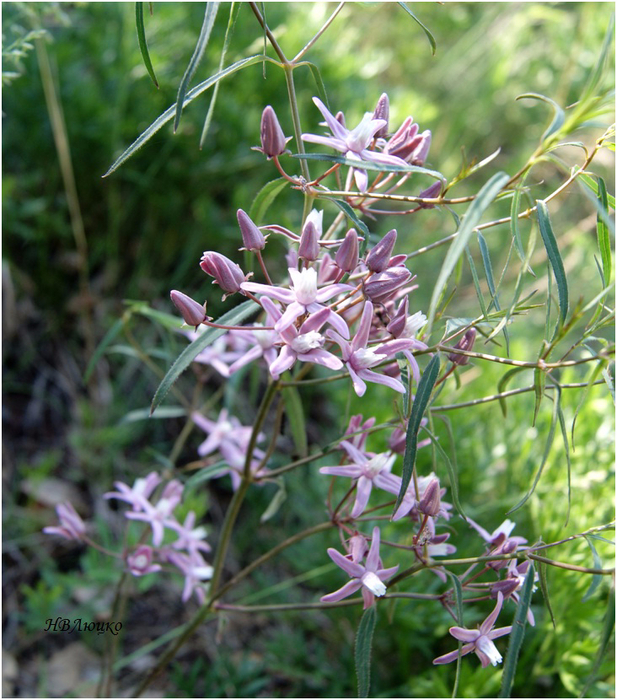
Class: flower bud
418,181,442,209
335,228,359,272
372,93,389,138
389,426,407,455
237,209,265,251
170,290,208,328
318,253,339,284
448,328,477,366
43,501,86,541
298,220,320,261
200,252,246,296
366,229,397,273
256,105,290,158
387,296,409,338
410,130,431,166
490,578,520,598
385,116,419,159
363,267,411,303
418,477,441,517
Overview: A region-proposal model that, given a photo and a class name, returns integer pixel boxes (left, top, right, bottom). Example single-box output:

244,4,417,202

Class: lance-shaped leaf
498,563,535,698
517,93,565,143
135,2,159,89
582,535,605,603
397,2,436,55
355,606,377,698
104,54,265,176
396,354,440,514
174,2,220,132
332,199,370,258
537,200,568,328
426,172,510,335
249,177,289,224
292,152,446,181
596,177,612,287
150,300,259,415
281,384,307,458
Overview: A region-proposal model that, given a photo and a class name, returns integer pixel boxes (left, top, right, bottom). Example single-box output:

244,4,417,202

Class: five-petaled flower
321,526,399,609
433,592,512,667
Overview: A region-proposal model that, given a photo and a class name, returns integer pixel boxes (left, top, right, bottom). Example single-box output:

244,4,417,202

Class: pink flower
127,545,162,576
321,527,399,609
43,502,86,542
433,592,512,668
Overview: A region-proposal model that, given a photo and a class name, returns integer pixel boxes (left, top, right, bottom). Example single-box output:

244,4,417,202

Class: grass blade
104,54,264,177
135,2,159,89
150,300,259,415
303,61,329,108
498,563,535,698
537,199,568,327
396,2,436,55
355,606,377,698
396,354,440,514
174,2,220,133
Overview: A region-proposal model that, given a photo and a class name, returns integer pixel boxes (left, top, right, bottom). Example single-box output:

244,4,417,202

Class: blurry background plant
3,2,614,697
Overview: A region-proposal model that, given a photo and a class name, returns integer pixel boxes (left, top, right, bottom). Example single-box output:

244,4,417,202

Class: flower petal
321,579,363,603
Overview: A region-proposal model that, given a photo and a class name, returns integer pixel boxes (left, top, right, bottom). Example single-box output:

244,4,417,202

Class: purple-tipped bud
364,267,411,303
410,130,431,166
298,220,320,261
490,578,520,598
257,105,290,158
373,93,390,138
418,181,442,209
200,252,246,295
448,328,477,366
366,229,397,273
335,228,359,272
170,290,208,328
387,296,409,338
385,117,419,159
237,209,265,251
418,478,441,517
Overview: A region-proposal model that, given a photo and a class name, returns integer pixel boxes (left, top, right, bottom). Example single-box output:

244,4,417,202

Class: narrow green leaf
185,461,230,491
120,406,186,423
150,300,259,415
84,316,126,382
396,2,436,55
260,478,287,523
508,385,559,514
478,231,510,353
199,2,241,148
602,366,615,403
332,199,371,257
281,383,308,457
355,606,377,698
537,200,569,327
249,177,289,224
303,61,329,108
517,93,565,142
556,394,572,525
577,172,616,210
104,54,264,176
465,246,488,320
582,535,604,602
135,2,159,89
292,152,446,181
444,570,465,698
536,559,556,630
532,366,546,427
427,172,509,335
133,305,184,331
174,2,220,133
510,187,528,267
579,14,614,105
498,563,535,698
579,586,615,698
572,363,604,447
496,367,528,418
396,354,440,514
596,178,612,286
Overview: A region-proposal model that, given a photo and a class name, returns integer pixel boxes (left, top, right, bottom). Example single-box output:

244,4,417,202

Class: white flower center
403,311,427,338
347,113,378,153
362,571,387,597
134,554,148,569
365,454,389,479
193,565,214,580
291,268,318,305
353,347,387,369
476,636,503,666
291,331,324,354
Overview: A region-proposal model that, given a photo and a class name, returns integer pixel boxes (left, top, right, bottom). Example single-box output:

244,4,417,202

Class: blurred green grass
3,2,614,697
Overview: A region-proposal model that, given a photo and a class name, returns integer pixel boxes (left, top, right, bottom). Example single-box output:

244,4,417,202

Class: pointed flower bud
255,105,291,159
363,267,411,303
366,229,397,272
237,209,265,251
298,220,320,261
410,130,431,165
170,290,208,328
418,477,441,517
372,93,389,138
385,116,419,159
335,228,359,272
448,328,477,366
387,296,409,338
418,181,442,209
200,252,246,296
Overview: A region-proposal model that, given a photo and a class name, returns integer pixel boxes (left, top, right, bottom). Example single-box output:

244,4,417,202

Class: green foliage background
3,2,614,697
